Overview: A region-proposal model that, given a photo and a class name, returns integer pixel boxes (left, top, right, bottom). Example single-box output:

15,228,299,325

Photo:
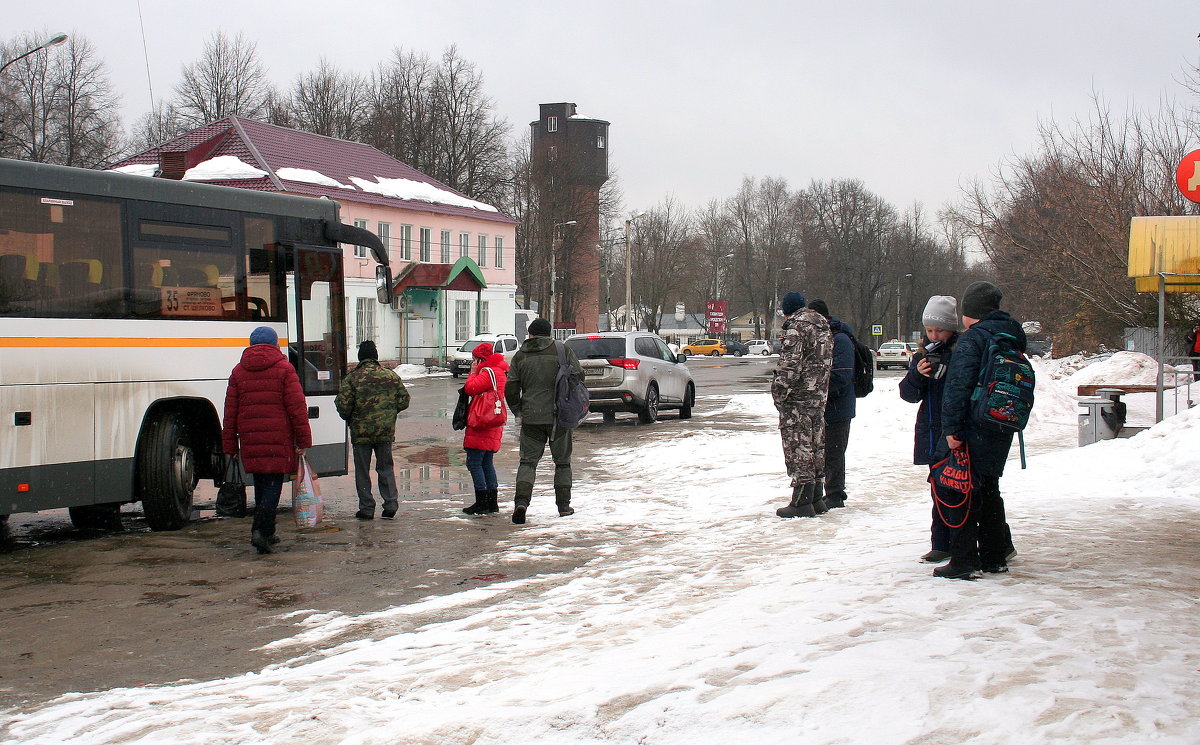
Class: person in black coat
899,295,959,563
935,281,1022,579
808,300,855,509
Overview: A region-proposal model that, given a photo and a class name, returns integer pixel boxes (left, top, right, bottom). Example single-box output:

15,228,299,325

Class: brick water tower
530,102,609,334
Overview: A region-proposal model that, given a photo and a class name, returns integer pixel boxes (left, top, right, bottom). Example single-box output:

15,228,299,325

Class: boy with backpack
504,318,585,524
935,281,1024,580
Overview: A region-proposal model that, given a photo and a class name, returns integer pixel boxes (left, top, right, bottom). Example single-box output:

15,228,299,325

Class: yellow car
682,338,728,356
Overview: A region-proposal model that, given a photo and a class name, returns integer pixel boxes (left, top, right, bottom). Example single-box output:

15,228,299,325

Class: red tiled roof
110,117,515,224
393,263,485,292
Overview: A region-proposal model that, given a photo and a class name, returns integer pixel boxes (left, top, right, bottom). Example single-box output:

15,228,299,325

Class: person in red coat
221,326,312,553
461,343,509,515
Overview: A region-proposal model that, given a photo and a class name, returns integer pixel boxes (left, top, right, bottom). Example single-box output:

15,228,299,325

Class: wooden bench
1076,384,1162,397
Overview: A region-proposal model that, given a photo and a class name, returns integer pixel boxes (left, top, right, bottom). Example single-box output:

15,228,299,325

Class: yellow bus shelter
1127,216,1200,420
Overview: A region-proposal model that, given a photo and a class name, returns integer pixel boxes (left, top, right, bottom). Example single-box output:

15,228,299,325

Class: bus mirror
376,265,393,304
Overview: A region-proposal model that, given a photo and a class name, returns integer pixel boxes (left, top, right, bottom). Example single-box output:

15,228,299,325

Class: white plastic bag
291,455,324,528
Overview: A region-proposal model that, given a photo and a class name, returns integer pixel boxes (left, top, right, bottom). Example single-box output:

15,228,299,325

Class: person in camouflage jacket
771,291,833,518
335,341,411,519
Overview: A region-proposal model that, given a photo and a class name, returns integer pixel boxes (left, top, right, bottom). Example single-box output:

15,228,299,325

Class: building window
547,116,558,133
478,300,489,334
419,227,432,262
400,224,412,261
477,234,487,267
377,222,391,260
548,145,557,161
355,296,376,347
597,134,606,149
353,219,368,258
455,299,471,340
494,236,504,268
440,229,452,264
459,232,470,258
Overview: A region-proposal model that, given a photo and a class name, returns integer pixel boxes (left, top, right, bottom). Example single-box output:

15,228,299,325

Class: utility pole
624,212,645,331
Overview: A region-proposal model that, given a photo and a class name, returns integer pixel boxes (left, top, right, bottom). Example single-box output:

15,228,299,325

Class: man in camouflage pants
771,291,833,518
335,341,411,520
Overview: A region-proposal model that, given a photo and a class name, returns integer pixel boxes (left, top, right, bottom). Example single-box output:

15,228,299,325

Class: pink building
110,117,518,363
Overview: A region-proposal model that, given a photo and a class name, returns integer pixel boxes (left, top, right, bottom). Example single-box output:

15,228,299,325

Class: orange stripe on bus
0,337,289,348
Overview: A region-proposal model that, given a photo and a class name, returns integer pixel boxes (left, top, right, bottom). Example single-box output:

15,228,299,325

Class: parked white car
450,333,518,377
747,339,774,355
876,341,912,370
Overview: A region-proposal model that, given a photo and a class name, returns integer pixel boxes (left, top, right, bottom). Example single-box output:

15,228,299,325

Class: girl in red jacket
462,343,509,515
221,326,312,553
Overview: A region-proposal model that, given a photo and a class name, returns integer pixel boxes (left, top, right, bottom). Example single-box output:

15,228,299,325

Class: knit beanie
472,342,493,360
780,291,807,316
961,281,1002,319
528,318,552,336
249,326,278,346
921,296,959,330
806,299,830,319
358,340,378,361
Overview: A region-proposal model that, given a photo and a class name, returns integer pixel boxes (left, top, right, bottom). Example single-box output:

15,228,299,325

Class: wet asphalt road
1,357,910,711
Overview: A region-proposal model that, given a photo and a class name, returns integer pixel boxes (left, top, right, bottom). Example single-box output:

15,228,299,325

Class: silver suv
563,331,695,423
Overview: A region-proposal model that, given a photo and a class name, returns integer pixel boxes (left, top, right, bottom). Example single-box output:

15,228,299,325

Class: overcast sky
7,1,1200,216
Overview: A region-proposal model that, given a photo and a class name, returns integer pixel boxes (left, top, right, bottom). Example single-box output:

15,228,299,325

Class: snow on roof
182,155,269,181
276,167,354,190
108,163,159,177
348,176,499,213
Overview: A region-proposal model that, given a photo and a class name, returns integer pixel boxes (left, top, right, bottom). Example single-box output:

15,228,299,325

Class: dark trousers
353,443,398,513
515,423,572,507
948,474,1013,569
465,448,498,492
823,418,851,497
250,473,285,537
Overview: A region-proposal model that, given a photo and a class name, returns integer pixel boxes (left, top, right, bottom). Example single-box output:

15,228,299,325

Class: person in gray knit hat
900,295,961,564
934,280,1022,579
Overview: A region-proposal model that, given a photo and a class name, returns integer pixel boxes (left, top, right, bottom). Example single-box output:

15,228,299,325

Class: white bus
0,158,392,532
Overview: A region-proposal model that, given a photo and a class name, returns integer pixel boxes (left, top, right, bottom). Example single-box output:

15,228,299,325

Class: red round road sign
1176,149,1200,203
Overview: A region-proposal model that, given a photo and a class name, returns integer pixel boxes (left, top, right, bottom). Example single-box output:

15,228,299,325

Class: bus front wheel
138,413,196,531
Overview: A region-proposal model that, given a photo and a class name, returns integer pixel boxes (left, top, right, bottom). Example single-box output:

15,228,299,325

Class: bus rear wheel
138,413,196,531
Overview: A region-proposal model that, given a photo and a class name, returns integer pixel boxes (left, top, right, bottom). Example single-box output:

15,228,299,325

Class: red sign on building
705,300,728,334
1176,149,1200,204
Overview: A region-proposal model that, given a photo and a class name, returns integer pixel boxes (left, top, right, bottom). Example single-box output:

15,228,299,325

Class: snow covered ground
3,356,1198,744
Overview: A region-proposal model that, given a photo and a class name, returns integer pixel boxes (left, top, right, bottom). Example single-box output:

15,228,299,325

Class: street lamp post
896,272,913,340
771,266,793,338
624,211,646,331
548,220,576,326
0,33,68,76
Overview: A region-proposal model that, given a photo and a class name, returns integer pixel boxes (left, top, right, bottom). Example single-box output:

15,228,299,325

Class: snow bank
349,175,499,213
108,164,158,177
275,167,354,189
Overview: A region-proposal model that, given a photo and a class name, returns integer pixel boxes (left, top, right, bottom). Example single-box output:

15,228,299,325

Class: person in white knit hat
899,296,960,563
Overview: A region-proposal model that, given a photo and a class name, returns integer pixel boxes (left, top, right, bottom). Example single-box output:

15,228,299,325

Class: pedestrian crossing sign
871,324,883,336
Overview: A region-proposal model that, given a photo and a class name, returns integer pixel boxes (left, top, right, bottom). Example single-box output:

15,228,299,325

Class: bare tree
173,30,273,125
126,100,188,153
629,196,696,333
288,58,368,140
0,31,122,166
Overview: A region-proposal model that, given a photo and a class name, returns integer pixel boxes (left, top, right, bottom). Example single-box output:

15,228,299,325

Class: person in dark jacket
899,295,960,563
935,281,1021,579
335,341,411,520
221,326,312,554
772,291,833,518
504,317,583,524
462,342,509,515
807,300,855,509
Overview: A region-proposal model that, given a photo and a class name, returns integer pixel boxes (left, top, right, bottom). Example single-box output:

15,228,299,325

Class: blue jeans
464,448,498,492
251,473,285,536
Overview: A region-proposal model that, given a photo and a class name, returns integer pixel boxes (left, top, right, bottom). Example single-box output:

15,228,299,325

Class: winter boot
823,490,847,509
512,505,527,525
776,482,818,519
250,530,273,555
933,561,981,580
485,489,500,514
555,486,574,517
811,482,829,515
463,490,489,515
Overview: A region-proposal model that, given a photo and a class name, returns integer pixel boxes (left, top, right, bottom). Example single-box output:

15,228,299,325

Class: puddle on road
138,591,191,606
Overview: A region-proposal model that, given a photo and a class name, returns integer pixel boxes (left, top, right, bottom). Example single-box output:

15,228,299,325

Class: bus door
287,244,348,477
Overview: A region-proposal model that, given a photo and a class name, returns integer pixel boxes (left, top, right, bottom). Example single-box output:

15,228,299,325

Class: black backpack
554,341,590,429
847,332,874,398
970,331,1035,433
